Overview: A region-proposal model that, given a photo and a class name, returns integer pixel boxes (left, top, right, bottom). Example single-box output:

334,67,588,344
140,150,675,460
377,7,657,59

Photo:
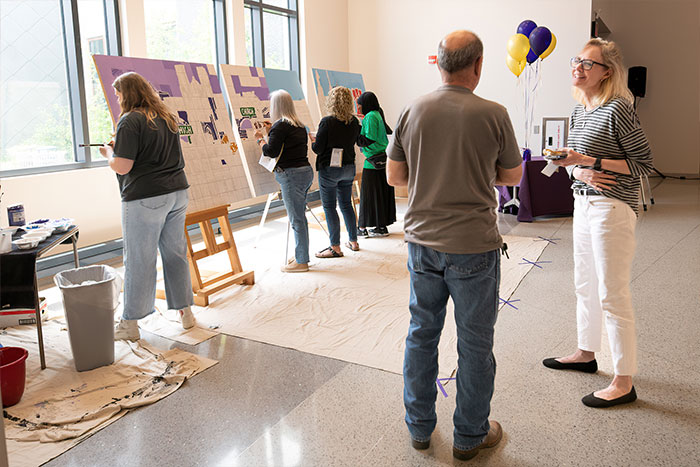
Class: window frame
243,0,300,75
0,0,122,178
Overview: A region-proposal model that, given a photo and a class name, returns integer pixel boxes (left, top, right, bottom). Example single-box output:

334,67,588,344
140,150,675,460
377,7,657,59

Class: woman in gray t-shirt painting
100,72,194,341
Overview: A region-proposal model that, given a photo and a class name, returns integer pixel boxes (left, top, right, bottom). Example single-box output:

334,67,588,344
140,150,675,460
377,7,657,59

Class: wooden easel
158,204,254,307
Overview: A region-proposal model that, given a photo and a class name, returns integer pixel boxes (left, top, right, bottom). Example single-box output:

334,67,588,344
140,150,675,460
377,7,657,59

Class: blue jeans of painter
403,242,500,451
275,165,314,264
318,164,357,246
121,189,193,320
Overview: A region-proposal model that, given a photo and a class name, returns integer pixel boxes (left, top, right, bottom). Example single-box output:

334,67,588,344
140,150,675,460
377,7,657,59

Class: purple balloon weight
529,27,552,56
517,20,537,37
526,49,539,64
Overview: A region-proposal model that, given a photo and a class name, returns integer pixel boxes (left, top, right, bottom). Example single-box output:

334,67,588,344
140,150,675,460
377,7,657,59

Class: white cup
0,232,12,254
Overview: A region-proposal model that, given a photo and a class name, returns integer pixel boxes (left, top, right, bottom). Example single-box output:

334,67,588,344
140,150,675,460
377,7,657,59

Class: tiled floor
45,178,700,466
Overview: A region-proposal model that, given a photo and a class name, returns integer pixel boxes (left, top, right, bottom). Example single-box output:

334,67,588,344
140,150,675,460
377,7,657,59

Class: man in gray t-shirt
386,30,521,461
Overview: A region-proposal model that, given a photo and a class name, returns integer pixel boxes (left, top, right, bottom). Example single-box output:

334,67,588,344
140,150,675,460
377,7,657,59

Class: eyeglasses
570,57,609,70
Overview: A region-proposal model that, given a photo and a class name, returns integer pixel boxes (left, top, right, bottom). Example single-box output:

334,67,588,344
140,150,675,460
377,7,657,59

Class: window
0,0,120,176
244,0,299,73
0,1,74,171
143,0,216,64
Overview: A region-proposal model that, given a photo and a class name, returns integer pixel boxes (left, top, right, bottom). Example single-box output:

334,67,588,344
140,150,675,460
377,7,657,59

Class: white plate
13,238,39,249
22,231,49,242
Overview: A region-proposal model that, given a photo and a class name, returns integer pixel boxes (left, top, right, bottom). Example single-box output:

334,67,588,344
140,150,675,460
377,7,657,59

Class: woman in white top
542,38,653,408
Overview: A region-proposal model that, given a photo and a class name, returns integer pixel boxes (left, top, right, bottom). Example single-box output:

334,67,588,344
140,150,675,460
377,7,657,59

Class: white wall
299,0,350,123
593,0,700,175
1,167,123,252
347,0,592,157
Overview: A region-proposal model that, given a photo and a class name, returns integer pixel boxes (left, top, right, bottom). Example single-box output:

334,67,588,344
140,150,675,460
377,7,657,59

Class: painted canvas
311,68,367,171
311,68,365,117
93,55,254,213
219,65,317,196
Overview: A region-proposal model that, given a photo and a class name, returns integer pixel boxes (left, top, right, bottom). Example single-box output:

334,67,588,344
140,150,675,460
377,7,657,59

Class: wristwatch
593,157,602,171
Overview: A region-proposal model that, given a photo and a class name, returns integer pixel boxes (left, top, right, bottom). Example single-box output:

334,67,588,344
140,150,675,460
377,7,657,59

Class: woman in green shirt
356,92,396,237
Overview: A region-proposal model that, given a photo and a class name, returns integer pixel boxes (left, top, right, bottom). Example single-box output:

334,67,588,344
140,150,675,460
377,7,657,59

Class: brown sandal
345,241,360,251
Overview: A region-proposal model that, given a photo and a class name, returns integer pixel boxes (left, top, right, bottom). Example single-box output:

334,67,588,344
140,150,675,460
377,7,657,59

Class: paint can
7,204,25,226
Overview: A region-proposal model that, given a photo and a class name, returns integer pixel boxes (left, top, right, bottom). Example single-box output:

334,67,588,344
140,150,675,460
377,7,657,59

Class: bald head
438,30,483,73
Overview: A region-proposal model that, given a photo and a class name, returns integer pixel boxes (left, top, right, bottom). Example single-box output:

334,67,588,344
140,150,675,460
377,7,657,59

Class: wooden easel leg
353,179,361,214
154,205,255,307
306,205,328,236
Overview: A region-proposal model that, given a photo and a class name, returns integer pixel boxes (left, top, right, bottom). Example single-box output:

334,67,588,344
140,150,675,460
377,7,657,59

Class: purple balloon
529,27,552,56
526,49,539,64
517,20,537,37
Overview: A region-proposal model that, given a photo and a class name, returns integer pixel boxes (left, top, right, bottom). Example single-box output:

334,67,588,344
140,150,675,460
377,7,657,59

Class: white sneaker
179,306,195,329
114,318,140,341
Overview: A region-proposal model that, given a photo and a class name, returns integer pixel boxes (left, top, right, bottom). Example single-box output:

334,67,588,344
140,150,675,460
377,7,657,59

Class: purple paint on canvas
230,75,269,101
238,118,253,130
208,97,218,120
249,67,258,77
93,55,222,123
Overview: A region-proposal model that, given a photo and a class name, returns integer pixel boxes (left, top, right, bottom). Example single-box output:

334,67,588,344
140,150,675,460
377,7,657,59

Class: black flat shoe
411,438,430,450
582,386,637,408
542,357,598,373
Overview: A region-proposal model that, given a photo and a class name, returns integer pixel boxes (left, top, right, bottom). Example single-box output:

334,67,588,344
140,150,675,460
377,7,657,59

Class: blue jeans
403,242,500,451
121,189,193,320
275,165,314,264
318,165,357,245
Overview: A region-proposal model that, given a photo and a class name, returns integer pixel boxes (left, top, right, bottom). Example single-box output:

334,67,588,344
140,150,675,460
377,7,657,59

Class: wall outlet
533,125,540,134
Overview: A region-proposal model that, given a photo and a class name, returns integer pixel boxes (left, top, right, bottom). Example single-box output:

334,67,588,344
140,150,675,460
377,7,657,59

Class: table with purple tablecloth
497,158,574,222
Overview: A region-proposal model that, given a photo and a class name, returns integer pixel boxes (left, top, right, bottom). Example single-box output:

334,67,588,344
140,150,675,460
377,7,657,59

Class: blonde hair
270,90,304,128
572,38,634,107
112,72,179,133
325,86,355,124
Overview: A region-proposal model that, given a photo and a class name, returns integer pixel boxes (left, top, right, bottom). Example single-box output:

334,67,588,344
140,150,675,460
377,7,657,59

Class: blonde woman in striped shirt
542,39,654,408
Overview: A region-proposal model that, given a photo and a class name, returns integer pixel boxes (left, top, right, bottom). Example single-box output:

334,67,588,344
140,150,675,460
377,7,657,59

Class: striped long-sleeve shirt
566,97,654,215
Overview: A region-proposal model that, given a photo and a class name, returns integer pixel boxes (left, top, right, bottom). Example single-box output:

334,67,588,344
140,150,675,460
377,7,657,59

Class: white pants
573,195,637,376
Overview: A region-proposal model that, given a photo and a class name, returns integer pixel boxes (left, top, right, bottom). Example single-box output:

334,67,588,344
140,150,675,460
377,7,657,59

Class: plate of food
543,149,568,161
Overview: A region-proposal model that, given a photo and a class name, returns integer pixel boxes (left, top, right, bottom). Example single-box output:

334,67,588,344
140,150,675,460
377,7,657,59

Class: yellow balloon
506,55,526,77
540,33,557,60
507,33,530,62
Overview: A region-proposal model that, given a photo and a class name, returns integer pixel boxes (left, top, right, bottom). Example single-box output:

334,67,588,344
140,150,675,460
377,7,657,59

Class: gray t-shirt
113,111,189,202
387,85,522,254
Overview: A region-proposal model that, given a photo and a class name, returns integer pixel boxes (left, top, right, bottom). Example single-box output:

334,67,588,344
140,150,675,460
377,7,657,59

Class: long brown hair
112,72,178,133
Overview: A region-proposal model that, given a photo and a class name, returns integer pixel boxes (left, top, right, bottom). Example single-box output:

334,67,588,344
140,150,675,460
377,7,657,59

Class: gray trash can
54,265,122,372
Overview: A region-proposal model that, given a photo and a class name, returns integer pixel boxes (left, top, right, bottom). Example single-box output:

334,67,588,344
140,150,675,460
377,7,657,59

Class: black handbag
366,152,387,169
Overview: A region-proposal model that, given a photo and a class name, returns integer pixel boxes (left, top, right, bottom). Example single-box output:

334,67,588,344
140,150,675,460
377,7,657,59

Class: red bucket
0,347,29,408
